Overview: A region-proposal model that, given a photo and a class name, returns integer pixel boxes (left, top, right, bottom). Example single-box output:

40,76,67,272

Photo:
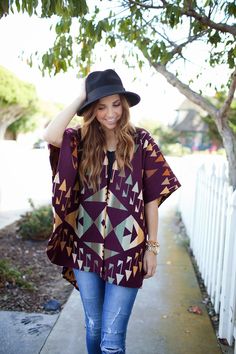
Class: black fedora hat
77,69,140,115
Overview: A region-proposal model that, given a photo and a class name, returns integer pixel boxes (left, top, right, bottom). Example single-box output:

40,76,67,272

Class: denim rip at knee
83,297,103,338
100,306,131,354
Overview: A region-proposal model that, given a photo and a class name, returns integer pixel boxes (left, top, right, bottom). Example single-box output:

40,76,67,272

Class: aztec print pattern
46,128,181,290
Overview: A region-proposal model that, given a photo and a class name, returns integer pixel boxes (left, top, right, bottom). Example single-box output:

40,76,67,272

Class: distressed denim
73,269,139,354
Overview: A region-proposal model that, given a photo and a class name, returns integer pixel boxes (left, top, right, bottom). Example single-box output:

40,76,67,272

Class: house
171,99,212,151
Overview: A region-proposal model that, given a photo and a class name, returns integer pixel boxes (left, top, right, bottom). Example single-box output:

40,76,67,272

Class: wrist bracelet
145,240,160,255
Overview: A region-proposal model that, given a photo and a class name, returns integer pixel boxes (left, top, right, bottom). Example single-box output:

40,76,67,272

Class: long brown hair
78,95,135,191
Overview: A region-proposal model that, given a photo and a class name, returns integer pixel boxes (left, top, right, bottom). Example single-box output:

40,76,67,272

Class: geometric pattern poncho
46,127,181,290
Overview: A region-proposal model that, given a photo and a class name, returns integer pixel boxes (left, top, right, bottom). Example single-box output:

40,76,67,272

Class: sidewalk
0,209,59,354
39,204,222,354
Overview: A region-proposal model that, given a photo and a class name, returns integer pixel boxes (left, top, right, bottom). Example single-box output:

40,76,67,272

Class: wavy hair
78,95,135,191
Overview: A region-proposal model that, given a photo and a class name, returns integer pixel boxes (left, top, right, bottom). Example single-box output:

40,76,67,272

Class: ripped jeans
73,269,139,354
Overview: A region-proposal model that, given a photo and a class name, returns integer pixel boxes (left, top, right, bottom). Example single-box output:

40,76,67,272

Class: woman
43,69,181,354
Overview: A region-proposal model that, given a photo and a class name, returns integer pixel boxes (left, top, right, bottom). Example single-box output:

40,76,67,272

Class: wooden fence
179,158,236,352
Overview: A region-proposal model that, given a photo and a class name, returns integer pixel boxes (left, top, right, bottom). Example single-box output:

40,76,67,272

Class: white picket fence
179,156,236,352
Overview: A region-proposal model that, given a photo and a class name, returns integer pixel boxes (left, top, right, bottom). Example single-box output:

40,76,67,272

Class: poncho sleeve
142,130,181,207
48,144,60,180
48,128,80,180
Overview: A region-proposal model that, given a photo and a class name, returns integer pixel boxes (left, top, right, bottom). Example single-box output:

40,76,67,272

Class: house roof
172,109,208,132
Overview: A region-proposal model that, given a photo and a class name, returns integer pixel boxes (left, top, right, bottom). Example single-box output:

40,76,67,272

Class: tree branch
183,8,236,36
128,0,163,10
0,105,26,124
169,32,207,58
151,61,218,117
128,0,236,36
219,67,236,121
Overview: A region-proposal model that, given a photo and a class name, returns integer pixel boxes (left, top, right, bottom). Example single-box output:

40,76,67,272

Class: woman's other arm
43,79,86,148
143,199,159,279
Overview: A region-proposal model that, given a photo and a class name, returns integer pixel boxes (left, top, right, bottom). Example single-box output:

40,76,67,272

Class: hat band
87,84,125,101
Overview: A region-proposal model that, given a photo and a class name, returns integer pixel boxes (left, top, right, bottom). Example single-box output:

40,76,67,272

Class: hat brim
77,89,140,116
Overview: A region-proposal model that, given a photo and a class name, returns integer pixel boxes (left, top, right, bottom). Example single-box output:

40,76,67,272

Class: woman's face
96,94,122,131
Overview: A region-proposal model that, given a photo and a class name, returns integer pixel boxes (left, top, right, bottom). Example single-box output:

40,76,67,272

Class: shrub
0,259,35,290
161,143,192,156
17,199,53,241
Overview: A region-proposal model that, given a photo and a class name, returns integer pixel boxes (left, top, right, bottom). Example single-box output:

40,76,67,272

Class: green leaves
208,31,221,47
41,34,73,74
0,66,37,106
2,0,236,78
55,17,72,34
165,4,181,28
0,0,89,18
225,2,236,16
228,47,236,69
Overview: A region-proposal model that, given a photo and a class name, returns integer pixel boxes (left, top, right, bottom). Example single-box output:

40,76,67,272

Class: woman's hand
77,77,87,107
143,250,157,279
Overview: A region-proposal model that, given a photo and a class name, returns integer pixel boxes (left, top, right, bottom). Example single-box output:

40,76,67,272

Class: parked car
33,139,47,149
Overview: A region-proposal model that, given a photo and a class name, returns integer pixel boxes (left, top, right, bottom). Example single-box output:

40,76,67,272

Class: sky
0,12,231,126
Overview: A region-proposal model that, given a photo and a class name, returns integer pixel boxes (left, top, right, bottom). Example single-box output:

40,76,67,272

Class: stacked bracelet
145,240,160,255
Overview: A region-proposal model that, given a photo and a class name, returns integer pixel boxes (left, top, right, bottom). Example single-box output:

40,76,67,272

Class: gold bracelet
145,240,160,255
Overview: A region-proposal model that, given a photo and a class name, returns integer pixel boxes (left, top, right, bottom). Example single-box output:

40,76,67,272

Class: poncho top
46,127,181,290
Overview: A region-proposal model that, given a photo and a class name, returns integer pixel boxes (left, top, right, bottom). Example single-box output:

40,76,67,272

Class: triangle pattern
125,270,132,281
77,260,83,269
84,201,107,221
107,191,127,210
104,248,119,260
130,224,144,248
145,169,158,178
146,143,153,151
132,182,139,193
163,168,171,176
108,277,114,283
160,186,170,195
155,154,164,162
125,174,133,186
72,253,77,263
116,273,124,285
84,242,104,257
53,172,60,184
122,234,132,251
85,187,107,202
162,177,170,185
54,212,63,228
59,179,67,191
133,266,138,276
65,210,79,230
76,207,93,238
107,207,129,228
150,150,157,157
83,266,90,272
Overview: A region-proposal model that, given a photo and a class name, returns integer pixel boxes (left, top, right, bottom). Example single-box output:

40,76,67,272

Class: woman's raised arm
43,79,86,148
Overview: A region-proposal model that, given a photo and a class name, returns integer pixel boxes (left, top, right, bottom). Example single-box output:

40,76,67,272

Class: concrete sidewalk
40,205,222,354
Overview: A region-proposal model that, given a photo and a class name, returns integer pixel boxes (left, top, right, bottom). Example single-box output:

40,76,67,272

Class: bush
17,199,53,241
160,143,192,156
0,259,35,290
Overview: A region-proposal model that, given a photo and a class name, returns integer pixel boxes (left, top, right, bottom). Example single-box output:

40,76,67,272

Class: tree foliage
0,65,38,139
1,0,236,187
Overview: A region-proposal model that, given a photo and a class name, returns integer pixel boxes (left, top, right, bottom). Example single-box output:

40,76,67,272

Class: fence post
218,189,236,345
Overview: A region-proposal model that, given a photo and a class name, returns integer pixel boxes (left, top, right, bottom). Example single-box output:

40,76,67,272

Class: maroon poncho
46,127,181,290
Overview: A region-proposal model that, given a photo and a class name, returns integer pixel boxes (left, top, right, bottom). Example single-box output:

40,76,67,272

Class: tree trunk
150,62,236,190
0,104,25,140
216,119,236,189
0,122,9,140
